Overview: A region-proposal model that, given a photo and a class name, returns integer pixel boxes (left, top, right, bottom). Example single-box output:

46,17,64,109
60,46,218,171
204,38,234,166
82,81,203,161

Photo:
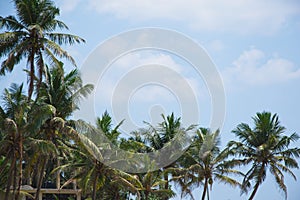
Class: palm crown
228,112,300,200
0,0,85,99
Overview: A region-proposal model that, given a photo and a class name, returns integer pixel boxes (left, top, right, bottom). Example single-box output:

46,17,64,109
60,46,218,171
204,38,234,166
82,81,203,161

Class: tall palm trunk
5,155,16,200
35,157,47,200
28,51,35,100
12,162,18,199
16,131,23,200
201,177,208,200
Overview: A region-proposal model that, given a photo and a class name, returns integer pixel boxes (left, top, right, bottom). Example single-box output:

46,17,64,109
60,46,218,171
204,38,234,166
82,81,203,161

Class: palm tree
228,112,300,200
145,113,195,200
58,130,141,200
134,160,175,200
0,0,85,99
172,128,241,200
0,83,56,200
0,83,26,200
39,62,94,119
96,110,123,146
28,63,93,199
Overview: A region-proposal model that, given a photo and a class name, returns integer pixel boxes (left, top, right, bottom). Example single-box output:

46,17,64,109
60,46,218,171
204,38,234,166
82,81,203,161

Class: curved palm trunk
201,178,208,200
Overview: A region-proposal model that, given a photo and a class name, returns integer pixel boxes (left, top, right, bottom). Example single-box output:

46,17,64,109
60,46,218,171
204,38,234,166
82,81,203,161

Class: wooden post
38,191,42,200
77,191,81,200
56,159,61,189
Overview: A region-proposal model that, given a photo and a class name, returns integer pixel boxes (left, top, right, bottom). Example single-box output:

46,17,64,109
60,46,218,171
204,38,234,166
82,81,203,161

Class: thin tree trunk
5,155,16,200
16,131,23,200
12,161,18,199
36,51,44,99
28,52,35,100
35,158,47,200
92,172,99,200
201,178,208,200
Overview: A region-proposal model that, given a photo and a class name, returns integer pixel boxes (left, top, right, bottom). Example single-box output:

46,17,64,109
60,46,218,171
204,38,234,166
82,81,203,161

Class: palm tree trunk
248,164,265,200
5,155,16,200
163,171,169,200
35,158,47,200
28,51,35,100
12,162,18,199
201,178,208,200
92,172,99,200
248,182,260,200
16,131,23,200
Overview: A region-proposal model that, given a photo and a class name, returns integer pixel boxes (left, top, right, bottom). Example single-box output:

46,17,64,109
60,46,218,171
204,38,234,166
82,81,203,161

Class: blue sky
1,0,300,199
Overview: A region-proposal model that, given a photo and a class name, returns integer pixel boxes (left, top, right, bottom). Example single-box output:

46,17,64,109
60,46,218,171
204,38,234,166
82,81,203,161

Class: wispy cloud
222,47,300,89
86,0,300,34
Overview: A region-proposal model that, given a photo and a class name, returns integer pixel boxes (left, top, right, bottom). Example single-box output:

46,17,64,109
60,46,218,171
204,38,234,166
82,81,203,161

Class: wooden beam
21,188,82,199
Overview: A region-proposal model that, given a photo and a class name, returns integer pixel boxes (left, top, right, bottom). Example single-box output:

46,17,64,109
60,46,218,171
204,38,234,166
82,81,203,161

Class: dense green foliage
1,1,300,200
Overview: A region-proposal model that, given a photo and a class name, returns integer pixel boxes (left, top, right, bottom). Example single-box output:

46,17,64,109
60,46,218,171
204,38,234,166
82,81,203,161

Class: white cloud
56,0,81,14
223,48,300,87
86,0,300,34
94,52,200,104
89,52,205,132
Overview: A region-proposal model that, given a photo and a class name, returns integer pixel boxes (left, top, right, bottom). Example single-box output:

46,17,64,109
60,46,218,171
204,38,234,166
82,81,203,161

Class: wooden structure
21,188,82,200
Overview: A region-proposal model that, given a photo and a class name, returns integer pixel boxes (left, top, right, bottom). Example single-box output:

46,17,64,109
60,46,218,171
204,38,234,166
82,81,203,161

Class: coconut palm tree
172,128,241,200
39,62,93,119
145,113,195,200
58,129,142,200
0,83,56,200
27,63,93,199
0,84,27,200
0,0,85,99
228,112,300,200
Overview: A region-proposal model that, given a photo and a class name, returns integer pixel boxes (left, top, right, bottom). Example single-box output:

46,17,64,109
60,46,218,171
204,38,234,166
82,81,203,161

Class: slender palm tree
228,112,300,200
172,128,241,200
0,0,85,99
